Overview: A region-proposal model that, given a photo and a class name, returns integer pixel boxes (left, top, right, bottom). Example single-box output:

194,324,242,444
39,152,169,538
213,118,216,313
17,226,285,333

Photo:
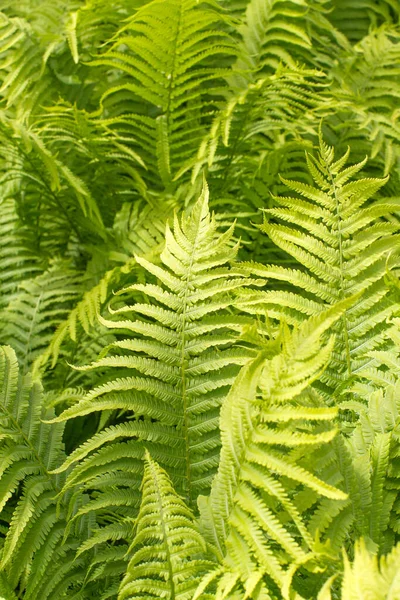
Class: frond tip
119,452,210,600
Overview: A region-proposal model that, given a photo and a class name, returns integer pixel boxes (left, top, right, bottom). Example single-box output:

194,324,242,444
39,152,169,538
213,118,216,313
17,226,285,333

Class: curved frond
197,305,347,598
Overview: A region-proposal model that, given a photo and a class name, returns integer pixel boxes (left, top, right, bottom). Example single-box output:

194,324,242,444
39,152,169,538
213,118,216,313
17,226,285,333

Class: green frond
238,136,400,395
119,452,211,600
309,381,400,555
0,345,91,599
197,305,347,597
0,197,43,309
49,184,263,507
0,260,82,374
328,0,399,43
91,0,236,187
34,258,135,376
318,538,400,599
192,66,326,193
331,26,400,176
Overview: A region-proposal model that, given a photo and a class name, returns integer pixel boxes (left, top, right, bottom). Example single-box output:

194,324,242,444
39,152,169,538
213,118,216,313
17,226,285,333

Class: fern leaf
119,452,210,600
197,305,347,597
238,136,400,395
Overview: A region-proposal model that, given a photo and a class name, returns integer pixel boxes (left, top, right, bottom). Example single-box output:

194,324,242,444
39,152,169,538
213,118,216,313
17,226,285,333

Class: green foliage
196,305,348,598
48,186,261,512
0,346,87,599
0,0,398,598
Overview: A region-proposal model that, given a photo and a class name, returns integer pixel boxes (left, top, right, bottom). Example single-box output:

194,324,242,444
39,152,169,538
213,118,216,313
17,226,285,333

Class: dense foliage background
0,0,399,598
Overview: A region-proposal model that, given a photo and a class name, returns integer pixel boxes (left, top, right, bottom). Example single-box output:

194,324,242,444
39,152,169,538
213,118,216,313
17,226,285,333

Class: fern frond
0,345,91,599
328,0,399,43
318,538,400,599
197,305,347,597
91,0,236,187
119,452,211,600
49,184,263,507
34,257,135,376
309,381,400,555
238,136,400,395
0,197,43,309
331,26,400,176
0,260,82,374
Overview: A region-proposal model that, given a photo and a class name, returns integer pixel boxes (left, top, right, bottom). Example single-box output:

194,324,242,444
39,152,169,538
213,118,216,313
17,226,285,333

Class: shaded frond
91,0,236,187
0,197,43,309
0,260,83,374
0,345,91,599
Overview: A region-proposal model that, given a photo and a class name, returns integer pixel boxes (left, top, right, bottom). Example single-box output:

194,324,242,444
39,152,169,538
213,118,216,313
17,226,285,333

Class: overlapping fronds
192,66,326,190
331,27,400,177
308,381,400,557
119,452,211,600
0,260,83,374
34,258,135,377
233,0,339,76
0,0,398,598
0,2,81,119
48,185,263,510
0,198,43,308
0,345,90,599
0,116,105,252
328,0,399,42
238,135,400,394
32,102,148,222
196,305,348,598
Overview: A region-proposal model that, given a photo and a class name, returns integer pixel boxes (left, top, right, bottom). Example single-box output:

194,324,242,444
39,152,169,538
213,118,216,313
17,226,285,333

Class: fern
328,0,399,43
90,0,236,188
0,197,43,309
0,260,83,374
48,185,263,511
34,257,135,376
331,26,400,177
119,452,211,600
307,379,400,561
0,345,92,599
196,304,348,598
0,0,398,597
317,538,400,599
238,134,400,395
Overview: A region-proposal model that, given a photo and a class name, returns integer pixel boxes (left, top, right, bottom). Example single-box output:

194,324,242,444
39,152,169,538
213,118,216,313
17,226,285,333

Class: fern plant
0,346,89,599
0,0,398,597
119,451,211,600
90,0,236,190
317,538,400,599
